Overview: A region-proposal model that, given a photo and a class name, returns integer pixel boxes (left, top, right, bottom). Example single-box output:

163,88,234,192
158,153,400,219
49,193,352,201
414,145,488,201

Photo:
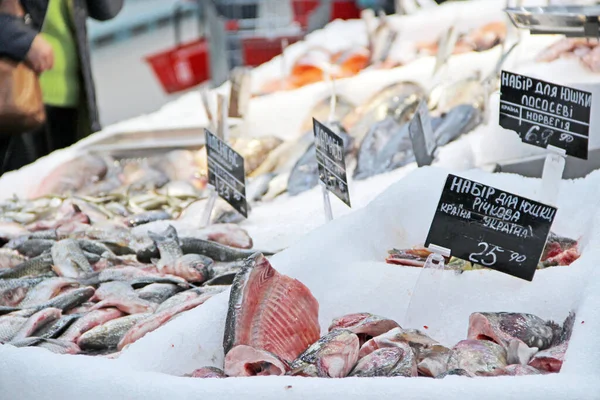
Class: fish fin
150,258,159,265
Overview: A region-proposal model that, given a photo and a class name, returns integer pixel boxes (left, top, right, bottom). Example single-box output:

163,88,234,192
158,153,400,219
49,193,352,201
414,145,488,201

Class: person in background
0,0,123,174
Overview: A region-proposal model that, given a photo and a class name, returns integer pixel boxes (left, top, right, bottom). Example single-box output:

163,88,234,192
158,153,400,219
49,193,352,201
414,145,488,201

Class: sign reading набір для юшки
499,70,592,159
425,174,557,281
205,129,248,218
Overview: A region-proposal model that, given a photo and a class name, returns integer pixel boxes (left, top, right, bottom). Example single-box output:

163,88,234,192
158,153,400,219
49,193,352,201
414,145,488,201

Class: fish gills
223,253,320,363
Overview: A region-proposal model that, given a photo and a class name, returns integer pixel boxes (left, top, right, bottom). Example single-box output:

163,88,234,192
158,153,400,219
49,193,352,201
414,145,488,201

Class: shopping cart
145,0,362,93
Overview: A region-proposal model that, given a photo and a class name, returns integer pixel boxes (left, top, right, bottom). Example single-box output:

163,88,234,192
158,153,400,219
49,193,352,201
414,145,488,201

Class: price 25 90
468,242,526,266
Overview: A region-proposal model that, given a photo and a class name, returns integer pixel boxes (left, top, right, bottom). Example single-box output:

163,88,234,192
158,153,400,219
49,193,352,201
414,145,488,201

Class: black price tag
205,129,248,218
313,118,351,207
409,100,436,167
425,174,557,281
499,71,592,160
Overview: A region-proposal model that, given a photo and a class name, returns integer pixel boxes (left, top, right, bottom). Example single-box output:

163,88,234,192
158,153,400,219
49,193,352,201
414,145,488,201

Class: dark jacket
0,0,124,133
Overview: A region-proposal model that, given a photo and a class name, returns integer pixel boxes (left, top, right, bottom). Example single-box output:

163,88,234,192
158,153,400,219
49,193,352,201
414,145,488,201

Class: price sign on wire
205,129,248,218
313,118,351,208
499,71,592,159
425,174,557,281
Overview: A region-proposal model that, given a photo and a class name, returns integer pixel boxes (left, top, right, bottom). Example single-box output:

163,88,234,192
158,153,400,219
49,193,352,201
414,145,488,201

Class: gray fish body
16,239,55,258
247,173,276,202
10,337,81,354
76,240,114,257
434,104,482,147
0,276,48,307
35,287,95,313
0,251,54,279
353,117,403,180
51,239,93,278
18,277,78,308
181,238,263,262
127,211,171,227
35,314,81,339
155,290,199,314
148,225,183,269
136,283,181,304
0,316,27,341
372,123,413,175
77,313,150,350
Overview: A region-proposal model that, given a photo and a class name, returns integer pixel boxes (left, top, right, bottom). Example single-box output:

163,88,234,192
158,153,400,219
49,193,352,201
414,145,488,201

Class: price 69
468,242,526,266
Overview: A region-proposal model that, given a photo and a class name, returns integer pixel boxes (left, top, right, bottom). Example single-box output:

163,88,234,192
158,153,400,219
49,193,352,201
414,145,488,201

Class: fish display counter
1,0,600,399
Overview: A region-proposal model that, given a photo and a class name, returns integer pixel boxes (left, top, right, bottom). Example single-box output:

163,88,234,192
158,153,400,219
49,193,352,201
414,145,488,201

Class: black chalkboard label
425,174,557,281
499,71,592,160
313,118,351,207
205,129,248,218
409,100,436,167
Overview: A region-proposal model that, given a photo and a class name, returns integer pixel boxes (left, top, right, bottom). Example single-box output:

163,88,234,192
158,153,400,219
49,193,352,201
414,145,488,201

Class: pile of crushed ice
1,167,599,399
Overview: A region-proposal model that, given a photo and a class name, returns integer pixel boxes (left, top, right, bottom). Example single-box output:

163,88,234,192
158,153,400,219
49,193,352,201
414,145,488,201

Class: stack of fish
0,191,275,356
187,254,574,379
386,232,581,270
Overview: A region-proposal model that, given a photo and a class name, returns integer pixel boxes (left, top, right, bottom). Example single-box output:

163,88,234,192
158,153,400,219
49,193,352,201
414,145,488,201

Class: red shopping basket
145,2,210,94
145,39,210,94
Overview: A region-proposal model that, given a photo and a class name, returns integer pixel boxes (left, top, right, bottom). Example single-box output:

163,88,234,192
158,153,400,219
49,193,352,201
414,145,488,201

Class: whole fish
289,329,360,378
225,345,289,377
224,253,320,363
34,314,81,339
447,340,507,376
32,287,95,313
18,277,79,308
30,155,108,198
137,236,267,264
76,240,114,257
60,308,125,343
51,239,93,278
433,104,482,147
126,211,172,228
349,345,417,377
9,337,81,354
89,281,157,315
15,239,55,258
0,251,54,279
117,293,214,350
181,224,254,249
300,95,355,133
467,312,559,351
11,307,62,341
154,290,200,314
135,283,181,304
250,132,314,178
80,267,188,287
0,276,49,307
77,313,150,351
